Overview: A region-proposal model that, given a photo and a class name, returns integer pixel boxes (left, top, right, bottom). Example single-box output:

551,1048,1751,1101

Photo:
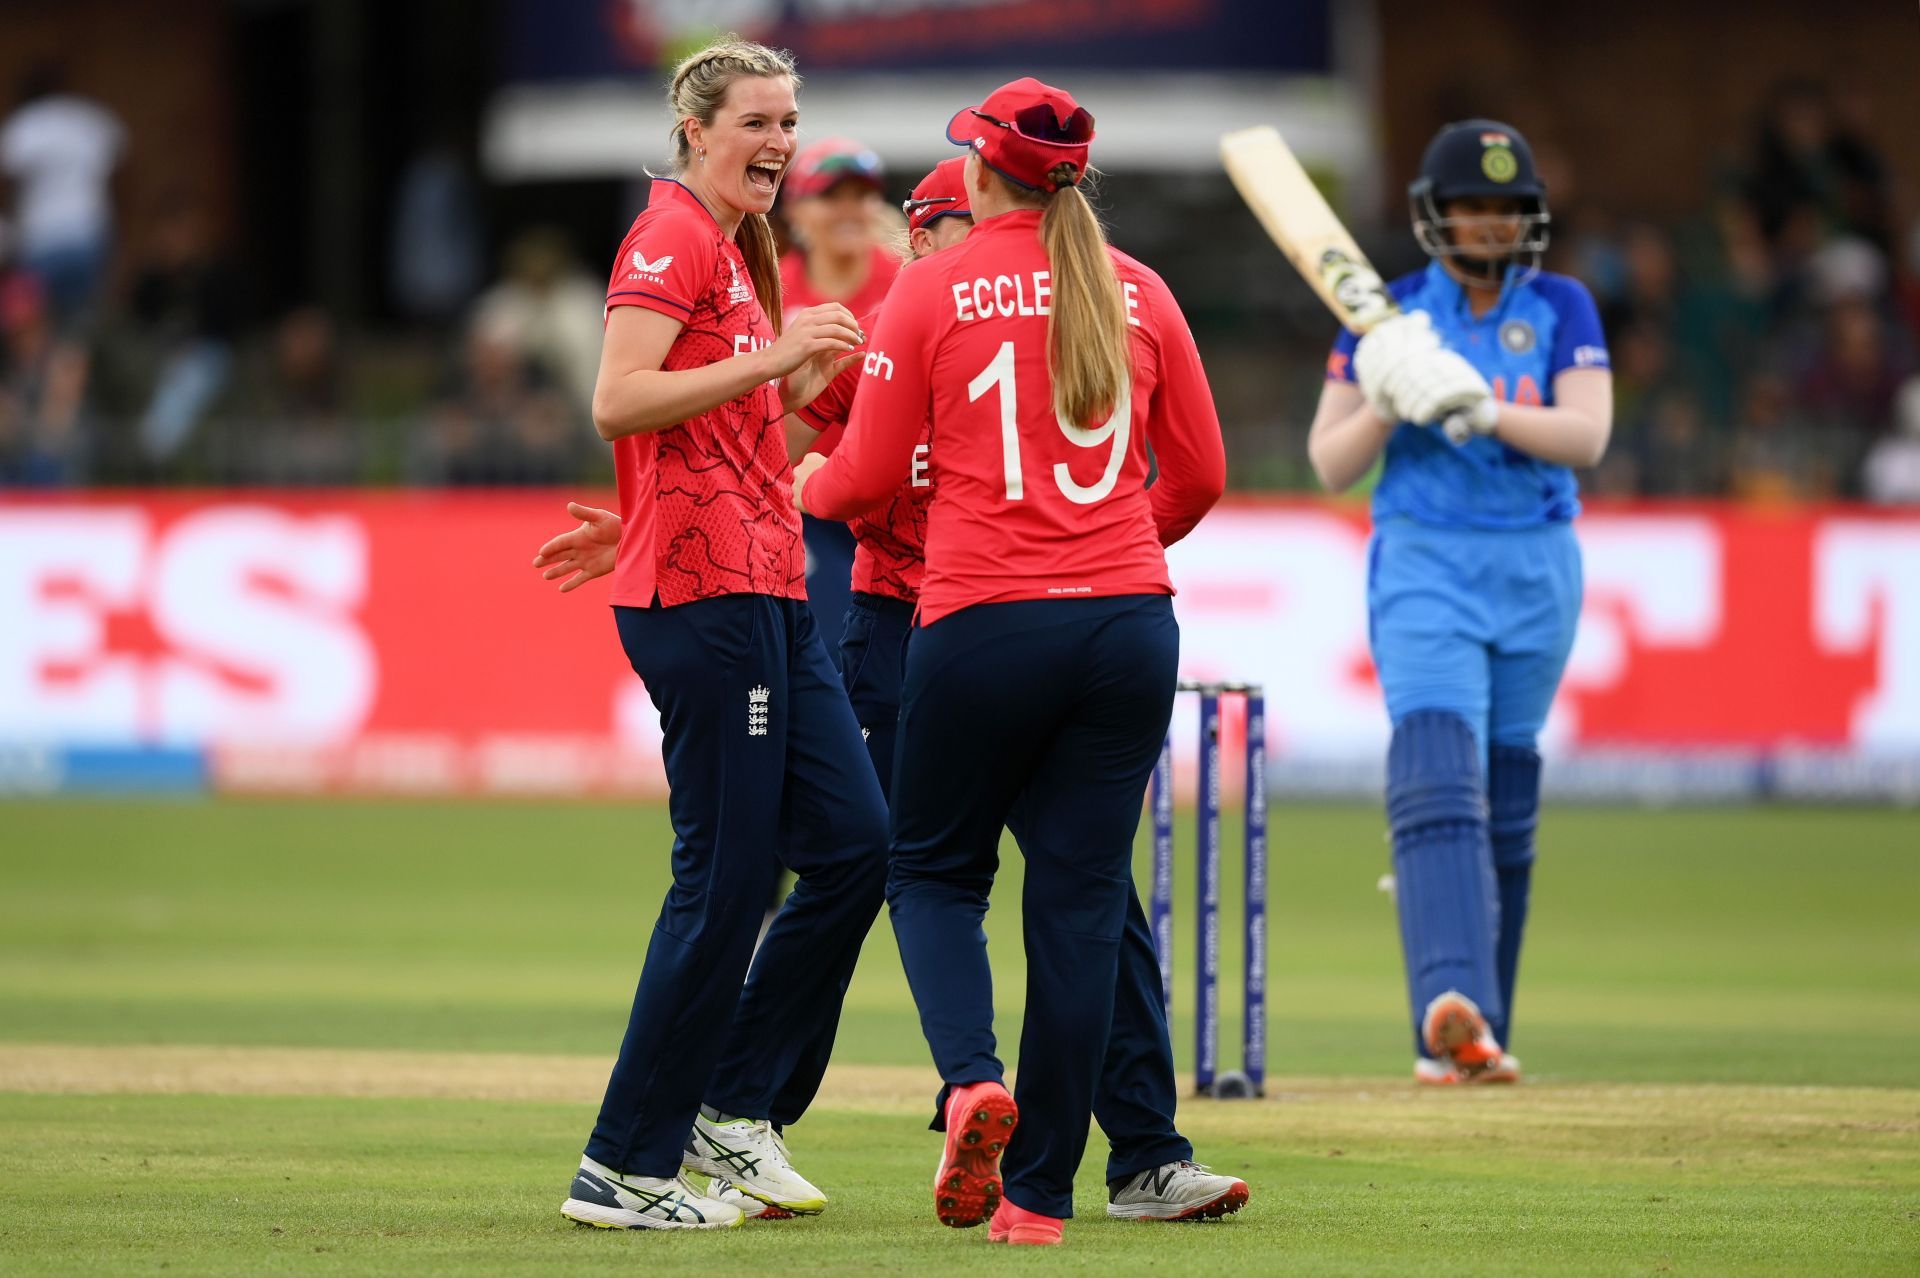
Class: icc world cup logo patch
1500,319,1537,354
1481,145,1519,183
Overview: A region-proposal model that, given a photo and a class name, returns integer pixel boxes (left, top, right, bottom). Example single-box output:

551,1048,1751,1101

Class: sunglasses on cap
902,195,960,217
969,102,1095,146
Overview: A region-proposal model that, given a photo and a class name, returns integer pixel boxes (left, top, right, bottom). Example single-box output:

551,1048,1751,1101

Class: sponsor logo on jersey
727,257,752,307
862,350,894,381
1572,344,1610,368
630,250,673,279
1499,318,1537,355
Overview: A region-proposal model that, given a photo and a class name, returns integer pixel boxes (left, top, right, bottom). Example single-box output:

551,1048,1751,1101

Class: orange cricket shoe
1414,1053,1522,1085
1420,990,1514,1081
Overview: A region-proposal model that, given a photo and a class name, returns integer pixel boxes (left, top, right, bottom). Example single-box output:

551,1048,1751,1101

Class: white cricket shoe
708,1175,797,1221
1414,1052,1522,1085
1106,1161,1250,1221
683,1113,828,1215
561,1156,744,1230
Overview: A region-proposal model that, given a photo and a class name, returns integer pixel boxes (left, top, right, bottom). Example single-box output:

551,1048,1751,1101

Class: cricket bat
1220,125,1470,442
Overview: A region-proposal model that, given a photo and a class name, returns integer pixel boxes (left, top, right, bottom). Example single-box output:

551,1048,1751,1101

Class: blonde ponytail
664,36,798,332
1037,166,1130,426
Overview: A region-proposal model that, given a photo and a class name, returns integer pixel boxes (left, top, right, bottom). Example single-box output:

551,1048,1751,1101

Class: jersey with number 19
803,208,1224,623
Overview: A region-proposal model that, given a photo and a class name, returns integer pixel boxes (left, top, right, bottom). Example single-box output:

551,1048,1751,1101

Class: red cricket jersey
603,180,804,608
779,243,900,324
804,209,1225,624
797,303,931,603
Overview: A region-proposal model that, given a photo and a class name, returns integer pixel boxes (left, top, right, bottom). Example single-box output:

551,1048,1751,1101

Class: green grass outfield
1,799,1916,1274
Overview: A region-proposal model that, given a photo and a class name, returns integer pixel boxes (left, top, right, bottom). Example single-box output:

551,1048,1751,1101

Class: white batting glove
1440,395,1500,444
1393,348,1494,429
1352,311,1440,421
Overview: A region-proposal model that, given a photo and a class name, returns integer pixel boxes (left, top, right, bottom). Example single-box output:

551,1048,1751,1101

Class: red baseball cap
784,137,885,200
902,157,973,233
945,77,1094,193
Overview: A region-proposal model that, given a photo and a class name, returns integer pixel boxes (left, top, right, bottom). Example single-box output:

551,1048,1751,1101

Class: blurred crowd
1551,80,1920,503
2,66,1916,502
0,62,608,490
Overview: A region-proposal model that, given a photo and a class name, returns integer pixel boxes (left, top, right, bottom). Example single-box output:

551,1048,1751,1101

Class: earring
697,149,707,163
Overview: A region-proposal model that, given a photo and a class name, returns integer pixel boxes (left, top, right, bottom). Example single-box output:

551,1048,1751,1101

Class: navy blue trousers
585,594,889,1177
886,595,1180,1218
838,592,916,803
802,514,857,671
839,592,1190,1186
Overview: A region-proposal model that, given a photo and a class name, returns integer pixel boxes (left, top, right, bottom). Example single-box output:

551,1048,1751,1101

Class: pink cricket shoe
988,1197,1065,1245
933,1081,1018,1228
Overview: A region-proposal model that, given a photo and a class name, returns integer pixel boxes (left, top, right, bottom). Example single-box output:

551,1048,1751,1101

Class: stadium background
3,0,1918,798
1,4,1915,1274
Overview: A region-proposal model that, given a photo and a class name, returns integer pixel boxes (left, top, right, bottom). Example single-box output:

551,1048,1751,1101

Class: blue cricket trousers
839,592,1192,1187
886,595,1180,1218
584,594,890,1177
1368,518,1583,752
1368,517,1582,1054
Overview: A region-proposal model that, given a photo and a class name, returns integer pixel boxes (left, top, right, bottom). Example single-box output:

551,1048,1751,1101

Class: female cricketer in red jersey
794,156,1248,1232
796,78,1226,1244
777,136,902,662
536,148,1243,1230
544,158,1247,1228
792,158,966,790
557,39,890,1234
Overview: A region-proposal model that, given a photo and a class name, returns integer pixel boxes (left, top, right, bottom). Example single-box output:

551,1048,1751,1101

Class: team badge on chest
1499,318,1537,355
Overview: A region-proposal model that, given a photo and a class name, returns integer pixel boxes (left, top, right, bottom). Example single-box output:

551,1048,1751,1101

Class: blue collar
1422,258,1521,325
651,178,727,237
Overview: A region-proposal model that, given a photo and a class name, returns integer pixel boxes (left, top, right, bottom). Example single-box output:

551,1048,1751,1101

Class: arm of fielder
785,413,823,466
1139,272,1226,546
532,502,622,592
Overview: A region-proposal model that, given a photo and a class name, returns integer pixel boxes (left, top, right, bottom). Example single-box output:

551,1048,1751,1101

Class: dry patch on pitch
4,1043,1917,1167
0,1043,941,1109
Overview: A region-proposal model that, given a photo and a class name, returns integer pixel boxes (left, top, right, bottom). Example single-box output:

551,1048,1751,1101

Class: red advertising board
3,492,1917,795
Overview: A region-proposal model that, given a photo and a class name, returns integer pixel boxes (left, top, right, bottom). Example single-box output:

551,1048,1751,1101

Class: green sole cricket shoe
683,1113,827,1215
708,1174,798,1220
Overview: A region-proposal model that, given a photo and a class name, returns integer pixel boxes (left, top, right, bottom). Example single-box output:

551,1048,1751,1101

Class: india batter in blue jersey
1331,257,1608,748
1313,118,1613,1082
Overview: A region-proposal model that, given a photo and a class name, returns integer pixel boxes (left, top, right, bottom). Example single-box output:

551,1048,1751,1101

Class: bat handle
1442,413,1471,446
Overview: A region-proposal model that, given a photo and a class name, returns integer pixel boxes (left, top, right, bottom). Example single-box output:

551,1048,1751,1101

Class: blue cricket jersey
1328,262,1609,530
